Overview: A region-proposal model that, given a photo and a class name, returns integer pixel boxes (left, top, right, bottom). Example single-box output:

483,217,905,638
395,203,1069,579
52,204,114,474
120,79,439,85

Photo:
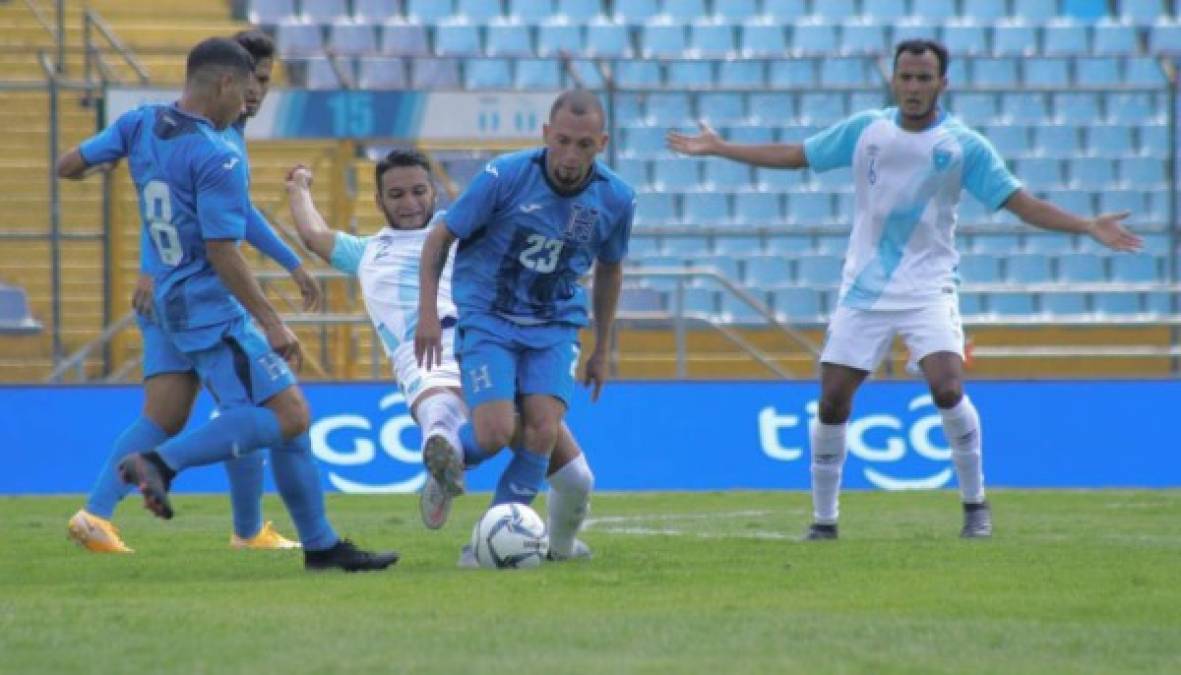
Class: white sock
546,453,593,557
940,396,985,504
810,421,847,525
414,392,466,449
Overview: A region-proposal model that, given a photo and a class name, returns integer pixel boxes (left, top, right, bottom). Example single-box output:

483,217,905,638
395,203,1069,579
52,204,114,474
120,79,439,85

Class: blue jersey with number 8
80,104,251,333
443,148,634,327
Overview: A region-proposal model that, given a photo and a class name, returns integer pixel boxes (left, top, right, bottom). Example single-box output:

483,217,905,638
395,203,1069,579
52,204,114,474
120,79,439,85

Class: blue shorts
138,314,193,379
166,316,297,409
455,313,580,410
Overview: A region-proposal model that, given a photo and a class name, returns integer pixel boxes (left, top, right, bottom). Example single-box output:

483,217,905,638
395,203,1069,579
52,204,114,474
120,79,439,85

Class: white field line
589,525,797,541
584,510,798,541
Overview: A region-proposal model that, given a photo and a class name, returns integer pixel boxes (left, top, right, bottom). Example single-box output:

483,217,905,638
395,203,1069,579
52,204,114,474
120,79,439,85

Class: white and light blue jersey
328,213,458,358
80,104,251,332
443,148,635,327
804,107,1021,310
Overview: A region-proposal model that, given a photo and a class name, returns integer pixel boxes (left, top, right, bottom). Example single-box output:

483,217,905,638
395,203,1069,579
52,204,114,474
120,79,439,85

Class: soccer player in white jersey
284,149,594,562
669,40,1141,539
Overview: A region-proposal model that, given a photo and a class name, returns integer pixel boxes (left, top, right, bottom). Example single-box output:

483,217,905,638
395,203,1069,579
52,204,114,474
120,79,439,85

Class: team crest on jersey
931,141,955,173
866,144,880,185
562,204,598,244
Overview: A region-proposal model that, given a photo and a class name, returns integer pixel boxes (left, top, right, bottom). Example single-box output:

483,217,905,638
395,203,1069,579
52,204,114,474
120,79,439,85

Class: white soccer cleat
423,433,465,497
546,538,592,562
418,474,453,530
456,543,479,569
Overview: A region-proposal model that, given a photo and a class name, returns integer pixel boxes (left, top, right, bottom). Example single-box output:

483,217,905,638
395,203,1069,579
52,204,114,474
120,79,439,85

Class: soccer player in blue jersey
416,89,635,543
668,40,1141,540
62,30,312,553
57,37,396,571
288,150,596,563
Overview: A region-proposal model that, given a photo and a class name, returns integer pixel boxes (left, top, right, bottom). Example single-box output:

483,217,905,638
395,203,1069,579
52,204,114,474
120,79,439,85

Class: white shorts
391,327,462,410
820,297,964,375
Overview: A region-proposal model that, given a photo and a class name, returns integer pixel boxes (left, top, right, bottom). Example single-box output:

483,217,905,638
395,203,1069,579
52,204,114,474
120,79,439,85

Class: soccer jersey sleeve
803,110,880,173
443,160,505,238
959,130,1022,211
329,232,369,275
244,205,301,271
195,151,250,241
598,193,635,264
78,109,139,166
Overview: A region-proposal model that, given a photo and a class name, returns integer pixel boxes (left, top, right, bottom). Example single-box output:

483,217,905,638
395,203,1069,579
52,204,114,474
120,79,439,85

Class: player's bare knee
930,383,963,409
818,396,852,425
522,417,560,455
266,387,310,439
475,419,514,452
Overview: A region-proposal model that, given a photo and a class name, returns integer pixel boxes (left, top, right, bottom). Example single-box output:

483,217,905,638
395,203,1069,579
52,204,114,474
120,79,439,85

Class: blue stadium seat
959,292,986,315
664,236,710,255
1043,20,1090,55
1024,231,1073,253
666,62,714,88
763,0,807,21
713,0,759,22
1145,191,1169,224
774,287,823,322
1007,254,1052,282
646,92,692,125
556,0,603,21
721,292,770,324
616,286,665,312
993,20,1039,56
839,20,888,54
509,0,553,22
1042,292,1089,315
635,192,677,224
1069,157,1116,189
756,164,803,191
861,0,907,21
734,193,782,224
613,93,643,122
1150,22,1181,53
697,92,745,124
814,167,853,192
704,158,752,190
1119,0,1166,24
690,23,736,56
693,255,741,281
745,257,791,286
327,20,376,56
974,57,1019,87
820,58,873,87
1023,58,1070,87
683,193,731,225
950,92,999,125
536,21,583,55
614,0,659,23
411,58,461,88
586,22,631,56
464,58,512,89
653,157,700,190
991,292,1036,315
405,0,455,23
354,0,398,21
959,197,992,225
632,256,684,291
740,22,787,56
1085,124,1133,155
764,233,812,255
301,0,348,23
485,22,533,56
849,91,887,112
356,56,407,88
1002,92,1049,123
1058,253,1106,281
1011,0,1058,23
614,158,650,189
304,56,341,89
627,236,662,257
891,18,938,43
1053,92,1101,124
621,125,665,155
797,256,843,286
816,233,848,255
1017,158,1064,188
798,93,845,125
1098,190,1145,221
380,20,429,55
792,20,838,55
714,234,763,255
958,253,1002,282
1107,92,1163,124
787,193,833,225
641,22,687,57
615,61,662,87
1042,188,1093,216
810,0,855,21
1076,56,1121,86
1119,158,1166,187
942,20,990,55
1061,0,1109,22
0,284,39,333
435,23,481,55
729,124,776,144
912,0,958,20
718,60,764,87
515,58,561,89
250,0,296,24
665,0,708,22
985,124,1029,156
1125,57,1167,86
1092,292,1140,314
973,233,1021,253
679,287,717,316
1144,292,1174,315
457,0,502,21
769,60,816,87
1092,18,1139,54
1032,125,1080,156
276,20,323,57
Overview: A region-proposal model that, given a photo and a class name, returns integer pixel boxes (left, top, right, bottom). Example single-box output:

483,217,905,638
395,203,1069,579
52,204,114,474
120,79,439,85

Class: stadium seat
816,233,849,255
820,58,873,87
679,287,717,315
405,0,455,23
942,20,990,56
745,257,791,286
614,0,660,23
1024,231,1073,254
694,255,741,281
302,0,348,23
1043,20,1090,55
627,236,662,257
646,92,692,125
411,58,461,88
0,284,40,333
1119,158,1166,187
950,92,999,125
798,93,845,125
666,62,714,88
740,22,787,56
861,0,907,21
703,158,752,190
1092,292,1140,314
1042,189,1093,216
839,20,888,55
663,236,710,255
713,0,759,22
973,233,1021,254
792,20,838,55
787,193,833,226
653,157,700,190
556,0,603,21
1144,292,1173,315
1007,254,1052,283
353,0,397,22
765,233,812,255
615,61,662,87
621,126,665,155
1076,57,1122,86
1062,0,1109,22
250,0,295,24
891,18,938,43
683,193,730,225
1068,157,1115,189
1032,125,1080,157
1011,0,1058,23
774,287,823,322
457,0,502,21
356,56,407,88
485,22,533,56
763,0,807,21
515,58,561,89
912,0,958,20
614,158,649,188
986,124,1029,156
993,20,1039,56
435,22,481,55
718,60,764,88
464,58,512,89
664,0,708,22
958,253,1002,282
617,286,666,312
380,20,430,55
276,20,323,57
757,164,803,191
720,292,769,324
991,292,1036,315
1053,92,1101,124
1099,190,1145,221
974,58,1019,87
641,22,687,57
734,193,782,224
1017,158,1064,188
690,22,736,56
697,92,745,124
797,255,843,286
304,56,341,89
536,21,583,55
1125,57,1167,86
509,0,553,22
958,292,986,315
808,0,855,21
1042,292,1089,315
1119,0,1165,24
635,192,677,224
962,0,1008,22
1092,18,1140,54
1085,124,1134,156
1002,92,1049,123
714,234,763,255
769,60,816,88
1058,253,1106,281
327,20,377,57
585,22,632,56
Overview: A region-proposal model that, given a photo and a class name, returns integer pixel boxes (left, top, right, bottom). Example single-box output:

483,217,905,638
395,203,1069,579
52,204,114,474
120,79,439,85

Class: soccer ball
470,503,549,569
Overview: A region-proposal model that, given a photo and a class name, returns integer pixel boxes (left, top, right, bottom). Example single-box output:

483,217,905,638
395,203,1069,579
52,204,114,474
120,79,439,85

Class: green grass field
2,490,1180,674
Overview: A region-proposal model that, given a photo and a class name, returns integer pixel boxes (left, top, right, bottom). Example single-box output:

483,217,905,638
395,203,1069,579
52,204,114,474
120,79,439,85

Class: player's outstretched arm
1004,189,1142,253
208,239,303,371
55,147,116,180
667,121,808,169
584,260,623,402
284,165,337,264
244,206,322,312
415,220,456,370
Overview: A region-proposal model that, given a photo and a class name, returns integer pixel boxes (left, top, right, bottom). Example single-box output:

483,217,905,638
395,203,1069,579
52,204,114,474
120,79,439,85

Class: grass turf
2,490,1179,674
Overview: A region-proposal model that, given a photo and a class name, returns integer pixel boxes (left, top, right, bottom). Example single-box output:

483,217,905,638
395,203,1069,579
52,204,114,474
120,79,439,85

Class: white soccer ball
470,503,549,569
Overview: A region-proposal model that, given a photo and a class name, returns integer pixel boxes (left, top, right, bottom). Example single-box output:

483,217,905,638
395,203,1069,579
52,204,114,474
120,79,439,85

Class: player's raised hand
667,120,722,157
582,348,609,403
286,164,313,192
265,322,304,372
414,313,442,371
131,273,154,318
1089,211,1142,253
290,265,323,312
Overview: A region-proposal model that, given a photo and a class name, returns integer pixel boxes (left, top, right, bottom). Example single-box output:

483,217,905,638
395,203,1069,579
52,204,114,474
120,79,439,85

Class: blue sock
224,451,266,539
85,416,169,519
157,407,283,471
458,422,495,468
270,433,337,551
491,449,549,506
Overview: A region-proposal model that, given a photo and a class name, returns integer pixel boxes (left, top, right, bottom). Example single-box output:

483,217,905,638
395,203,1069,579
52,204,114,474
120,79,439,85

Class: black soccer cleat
804,523,838,541
118,453,174,520
961,501,993,538
304,539,399,572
